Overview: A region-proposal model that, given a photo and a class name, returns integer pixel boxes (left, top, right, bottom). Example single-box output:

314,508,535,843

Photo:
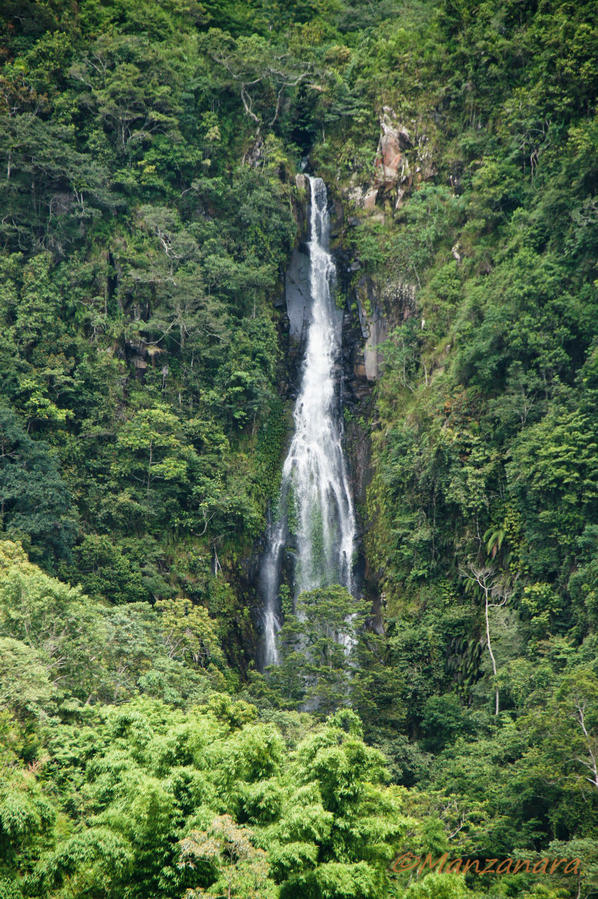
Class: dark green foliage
0,0,298,635
0,406,75,566
321,0,598,892
270,585,368,713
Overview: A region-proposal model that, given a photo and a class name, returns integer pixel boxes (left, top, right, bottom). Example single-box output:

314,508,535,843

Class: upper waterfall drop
260,175,356,668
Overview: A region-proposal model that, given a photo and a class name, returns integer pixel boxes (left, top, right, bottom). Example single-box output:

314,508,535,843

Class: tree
0,637,57,722
0,406,75,566
157,597,225,671
179,814,272,899
463,565,515,716
270,585,368,715
113,404,203,534
0,764,56,884
201,29,314,141
272,712,414,898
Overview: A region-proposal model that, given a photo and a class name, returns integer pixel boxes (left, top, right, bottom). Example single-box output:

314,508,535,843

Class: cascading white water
260,176,356,667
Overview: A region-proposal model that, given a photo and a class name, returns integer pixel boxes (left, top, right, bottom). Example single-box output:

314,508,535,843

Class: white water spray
260,176,356,667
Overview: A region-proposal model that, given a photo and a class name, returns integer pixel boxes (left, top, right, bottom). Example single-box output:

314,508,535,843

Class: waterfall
260,176,356,668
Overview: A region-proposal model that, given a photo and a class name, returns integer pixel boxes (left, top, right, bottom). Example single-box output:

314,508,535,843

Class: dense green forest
0,0,597,896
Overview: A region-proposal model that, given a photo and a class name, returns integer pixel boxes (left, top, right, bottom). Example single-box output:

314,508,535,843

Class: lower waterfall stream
260,175,356,668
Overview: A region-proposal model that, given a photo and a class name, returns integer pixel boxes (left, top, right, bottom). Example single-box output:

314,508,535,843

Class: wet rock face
344,273,416,385
280,246,311,399
285,246,311,343
353,279,389,382
277,176,313,396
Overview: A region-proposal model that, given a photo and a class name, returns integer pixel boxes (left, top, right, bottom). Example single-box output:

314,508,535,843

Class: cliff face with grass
1,1,598,897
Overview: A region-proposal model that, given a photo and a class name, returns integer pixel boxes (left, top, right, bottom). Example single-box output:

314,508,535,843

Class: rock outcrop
374,107,412,189
349,107,436,214
353,280,388,382
351,276,416,382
